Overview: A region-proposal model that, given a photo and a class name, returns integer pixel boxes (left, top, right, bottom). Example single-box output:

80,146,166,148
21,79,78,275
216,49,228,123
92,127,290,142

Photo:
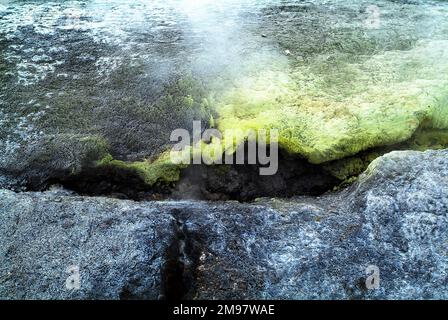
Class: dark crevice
161,209,203,301
52,147,343,202
172,149,341,201
161,218,186,301
20,127,448,202
54,165,172,201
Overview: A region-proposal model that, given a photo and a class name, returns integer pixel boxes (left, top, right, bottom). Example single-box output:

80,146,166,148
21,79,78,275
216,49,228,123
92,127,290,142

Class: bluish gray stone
0,150,447,299
177,150,448,299
0,189,177,299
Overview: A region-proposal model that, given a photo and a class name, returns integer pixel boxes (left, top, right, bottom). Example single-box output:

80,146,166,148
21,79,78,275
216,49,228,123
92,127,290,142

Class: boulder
0,189,177,299
181,150,448,299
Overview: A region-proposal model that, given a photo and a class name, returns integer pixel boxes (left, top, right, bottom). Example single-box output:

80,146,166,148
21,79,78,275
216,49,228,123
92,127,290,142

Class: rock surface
0,149,447,299
184,149,448,299
0,189,177,299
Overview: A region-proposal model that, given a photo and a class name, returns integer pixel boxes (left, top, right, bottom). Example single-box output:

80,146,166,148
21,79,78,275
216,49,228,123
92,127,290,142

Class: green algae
209,40,448,165
95,152,187,186
408,128,448,151
2,0,448,195
324,128,448,182
99,37,448,189
64,38,448,189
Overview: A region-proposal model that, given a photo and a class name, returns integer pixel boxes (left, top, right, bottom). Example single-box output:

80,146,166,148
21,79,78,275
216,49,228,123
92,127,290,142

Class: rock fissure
161,216,188,300
161,210,203,301
36,125,448,202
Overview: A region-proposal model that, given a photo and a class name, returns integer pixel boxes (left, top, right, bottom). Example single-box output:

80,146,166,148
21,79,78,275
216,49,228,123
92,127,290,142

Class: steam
176,0,289,88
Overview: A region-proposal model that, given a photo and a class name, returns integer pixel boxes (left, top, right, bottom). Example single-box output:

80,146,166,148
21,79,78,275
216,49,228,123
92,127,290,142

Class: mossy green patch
408,128,448,151
63,39,448,189
324,128,448,182
211,40,448,164
96,152,187,186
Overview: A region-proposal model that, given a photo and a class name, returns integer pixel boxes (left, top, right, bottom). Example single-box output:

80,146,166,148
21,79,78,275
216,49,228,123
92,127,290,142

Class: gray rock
0,149,447,299
180,150,448,299
0,190,177,299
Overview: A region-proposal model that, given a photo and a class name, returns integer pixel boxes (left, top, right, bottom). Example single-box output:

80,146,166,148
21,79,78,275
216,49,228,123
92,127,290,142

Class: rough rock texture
0,189,176,299
183,149,448,299
0,149,447,299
